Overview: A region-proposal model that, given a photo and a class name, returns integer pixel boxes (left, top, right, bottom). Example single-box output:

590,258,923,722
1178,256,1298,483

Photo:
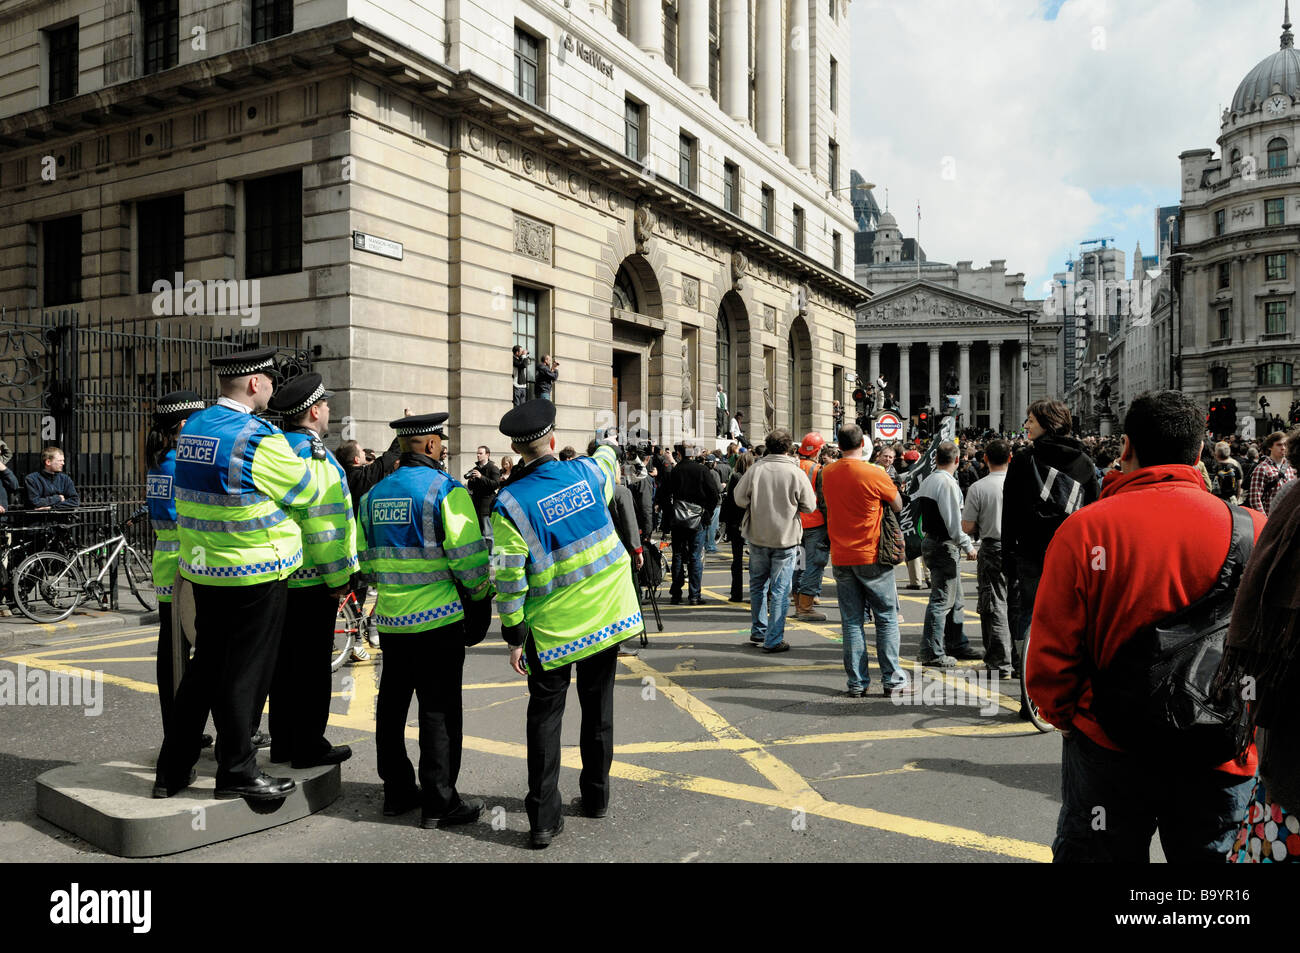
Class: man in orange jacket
1027,390,1262,862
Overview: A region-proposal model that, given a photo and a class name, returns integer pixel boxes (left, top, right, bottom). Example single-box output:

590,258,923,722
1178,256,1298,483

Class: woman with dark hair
1001,399,1101,683
146,390,205,743
721,452,755,601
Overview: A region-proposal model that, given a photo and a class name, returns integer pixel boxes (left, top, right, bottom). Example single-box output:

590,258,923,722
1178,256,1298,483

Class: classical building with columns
854,211,1057,432
0,0,863,475
1174,5,1300,431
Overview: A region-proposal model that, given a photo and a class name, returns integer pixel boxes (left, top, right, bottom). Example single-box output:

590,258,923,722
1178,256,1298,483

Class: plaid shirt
1245,455,1296,514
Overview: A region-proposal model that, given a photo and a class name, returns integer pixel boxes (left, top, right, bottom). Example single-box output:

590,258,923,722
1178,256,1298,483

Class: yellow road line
1,653,159,695
5,633,156,659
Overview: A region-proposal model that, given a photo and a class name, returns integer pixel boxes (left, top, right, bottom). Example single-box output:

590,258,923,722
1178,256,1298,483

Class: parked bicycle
333,588,380,672
11,507,156,623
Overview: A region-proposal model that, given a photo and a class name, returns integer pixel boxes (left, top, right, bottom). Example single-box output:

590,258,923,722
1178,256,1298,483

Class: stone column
756,0,782,148
1011,342,1022,422
989,342,1001,432
958,342,971,427
1045,345,1058,402
722,0,748,120
928,342,941,413
868,345,880,413
898,343,911,422
632,0,664,58
680,0,711,94
785,0,810,170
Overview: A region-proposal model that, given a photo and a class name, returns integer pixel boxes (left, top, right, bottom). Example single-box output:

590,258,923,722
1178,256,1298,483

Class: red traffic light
919,411,928,420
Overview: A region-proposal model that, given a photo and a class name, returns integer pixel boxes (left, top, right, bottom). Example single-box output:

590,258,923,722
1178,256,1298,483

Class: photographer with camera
512,345,529,407
0,439,18,512
537,355,559,402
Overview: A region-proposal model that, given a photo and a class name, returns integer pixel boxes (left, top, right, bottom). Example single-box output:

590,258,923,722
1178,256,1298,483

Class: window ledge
1210,338,1232,346
1260,332,1291,340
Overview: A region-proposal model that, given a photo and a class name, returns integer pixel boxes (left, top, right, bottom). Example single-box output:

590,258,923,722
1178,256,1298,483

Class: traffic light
917,407,930,437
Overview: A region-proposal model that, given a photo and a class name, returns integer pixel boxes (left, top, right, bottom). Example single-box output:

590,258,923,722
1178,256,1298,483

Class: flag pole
916,202,921,281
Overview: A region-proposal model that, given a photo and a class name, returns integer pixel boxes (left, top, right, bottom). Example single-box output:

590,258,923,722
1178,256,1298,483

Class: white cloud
849,0,1290,290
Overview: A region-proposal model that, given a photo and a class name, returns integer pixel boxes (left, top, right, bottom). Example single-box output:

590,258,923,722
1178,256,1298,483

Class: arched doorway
610,255,665,439
788,317,813,436
716,291,751,439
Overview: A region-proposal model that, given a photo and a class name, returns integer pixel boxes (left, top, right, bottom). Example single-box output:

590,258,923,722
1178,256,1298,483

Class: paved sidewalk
0,604,158,651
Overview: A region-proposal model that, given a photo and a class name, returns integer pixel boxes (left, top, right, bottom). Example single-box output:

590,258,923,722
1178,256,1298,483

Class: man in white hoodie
732,429,816,653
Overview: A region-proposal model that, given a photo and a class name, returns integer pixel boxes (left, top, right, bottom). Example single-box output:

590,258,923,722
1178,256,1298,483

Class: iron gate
0,307,313,549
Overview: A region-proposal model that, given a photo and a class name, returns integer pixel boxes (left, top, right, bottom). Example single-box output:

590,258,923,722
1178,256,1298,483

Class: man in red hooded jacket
1027,390,1263,863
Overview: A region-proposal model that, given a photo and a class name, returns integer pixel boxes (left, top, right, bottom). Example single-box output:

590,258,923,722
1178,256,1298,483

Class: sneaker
884,683,915,699
350,643,371,662
365,617,381,648
948,646,984,661
845,687,866,698
748,633,765,645
917,654,957,668
761,641,791,654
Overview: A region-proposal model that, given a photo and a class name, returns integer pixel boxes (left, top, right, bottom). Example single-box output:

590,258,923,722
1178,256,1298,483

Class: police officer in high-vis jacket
494,399,644,848
266,374,358,769
153,347,320,802
145,390,205,740
358,412,492,828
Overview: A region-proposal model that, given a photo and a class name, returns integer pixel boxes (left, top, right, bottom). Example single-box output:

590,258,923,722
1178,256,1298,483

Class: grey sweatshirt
914,468,973,552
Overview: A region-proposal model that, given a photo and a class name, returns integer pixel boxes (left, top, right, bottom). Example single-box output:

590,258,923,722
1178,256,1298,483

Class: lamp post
1167,250,1192,390
1021,308,1037,411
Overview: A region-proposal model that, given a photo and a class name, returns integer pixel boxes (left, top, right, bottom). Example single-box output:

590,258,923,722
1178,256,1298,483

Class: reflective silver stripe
281,466,313,507
552,525,615,565
154,540,181,552
176,487,269,506
498,595,526,615
494,553,527,568
178,510,288,533
369,570,452,585
527,542,625,601
315,554,359,576
362,545,447,561
151,519,178,531
495,575,528,595
496,489,549,569
304,527,345,544
422,477,442,554
228,417,260,491
445,538,488,560
305,501,348,518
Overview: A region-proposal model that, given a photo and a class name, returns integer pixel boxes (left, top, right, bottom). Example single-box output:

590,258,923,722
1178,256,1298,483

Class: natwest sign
562,33,614,79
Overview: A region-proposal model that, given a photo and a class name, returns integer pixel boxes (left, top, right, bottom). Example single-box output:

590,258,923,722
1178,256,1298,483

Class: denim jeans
975,539,1012,673
1010,557,1043,645
919,538,971,659
1053,731,1254,863
797,524,831,597
705,506,720,552
749,544,798,648
671,523,707,601
833,562,907,692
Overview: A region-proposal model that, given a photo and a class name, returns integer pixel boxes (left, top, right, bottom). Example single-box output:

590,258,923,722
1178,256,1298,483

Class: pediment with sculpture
855,281,1029,329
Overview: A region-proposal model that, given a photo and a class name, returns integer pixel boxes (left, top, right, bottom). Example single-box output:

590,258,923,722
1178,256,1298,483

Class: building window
251,0,293,43
1215,209,1226,236
245,170,302,279
137,195,185,295
664,1,678,75
1218,261,1230,289
46,23,78,103
1267,253,1288,281
760,184,774,233
1258,361,1293,385
829,57,838,114
143,0,178,75
612,0,629,37
515,28,541,106
1268,137,1288,170
1266,300,1287,335
793,205,805,251
624,98,644,161
723,160,740,214
1217,307,1230,341
679,131,696,190
612,264,639,313
1267,197,1286,226
717,311,732,398
43,215,82,307
828,0,836,20
708,0,721,104
828,140,839,192
1211,366,1229,389
832,231,842,271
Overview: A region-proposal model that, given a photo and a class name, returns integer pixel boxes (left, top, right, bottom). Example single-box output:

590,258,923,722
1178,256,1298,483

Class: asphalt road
0,551,1078,863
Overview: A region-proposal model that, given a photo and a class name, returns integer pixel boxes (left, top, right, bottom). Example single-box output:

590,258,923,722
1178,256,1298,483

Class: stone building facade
0,0,864,473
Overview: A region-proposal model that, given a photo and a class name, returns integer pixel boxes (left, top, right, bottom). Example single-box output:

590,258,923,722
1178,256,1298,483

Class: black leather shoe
152,768,197,799
214,772,295,800
687,596,704,605
383,788,422,817
948,646,985,661
291,745,352,769
669,595,682,605
250,731,272,749
530,815,564,849
576,796,607,819
421,797,484,829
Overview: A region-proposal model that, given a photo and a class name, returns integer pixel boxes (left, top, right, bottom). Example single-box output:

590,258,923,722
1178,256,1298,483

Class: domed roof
877,210,898,229
1231,4,1300,113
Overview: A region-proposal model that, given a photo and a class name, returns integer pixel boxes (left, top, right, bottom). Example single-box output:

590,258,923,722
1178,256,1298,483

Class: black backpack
1211,462,1239,500
1089,501,1255,766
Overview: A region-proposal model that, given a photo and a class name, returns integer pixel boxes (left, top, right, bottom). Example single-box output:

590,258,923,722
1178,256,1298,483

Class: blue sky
848,0,1289,296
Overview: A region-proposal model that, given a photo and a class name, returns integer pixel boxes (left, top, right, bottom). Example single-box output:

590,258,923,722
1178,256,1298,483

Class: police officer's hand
509,645,527,677
328,585,351,599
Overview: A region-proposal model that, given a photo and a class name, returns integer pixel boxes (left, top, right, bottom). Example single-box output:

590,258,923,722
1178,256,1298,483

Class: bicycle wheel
333,597,360,672
122,546,158,612
1019,638,1054,734
12,551,86,624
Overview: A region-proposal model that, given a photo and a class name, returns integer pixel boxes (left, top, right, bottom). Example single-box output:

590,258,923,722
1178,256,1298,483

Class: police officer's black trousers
524,638,619,832
155,605,192,738
375,632,466,816
156,580,286,785
268,586,338,764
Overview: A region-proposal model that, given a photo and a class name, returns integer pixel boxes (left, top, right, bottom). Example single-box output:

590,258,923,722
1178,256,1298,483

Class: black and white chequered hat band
394,422,447,436
156,399,204,416
281,382,326,418
217,359,275,377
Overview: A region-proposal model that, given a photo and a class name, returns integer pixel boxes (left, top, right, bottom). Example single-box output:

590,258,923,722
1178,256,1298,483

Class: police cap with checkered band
390,412,450,437
211,346,280,380
154,390,204,428
499,398,555,444
267,373,334,419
